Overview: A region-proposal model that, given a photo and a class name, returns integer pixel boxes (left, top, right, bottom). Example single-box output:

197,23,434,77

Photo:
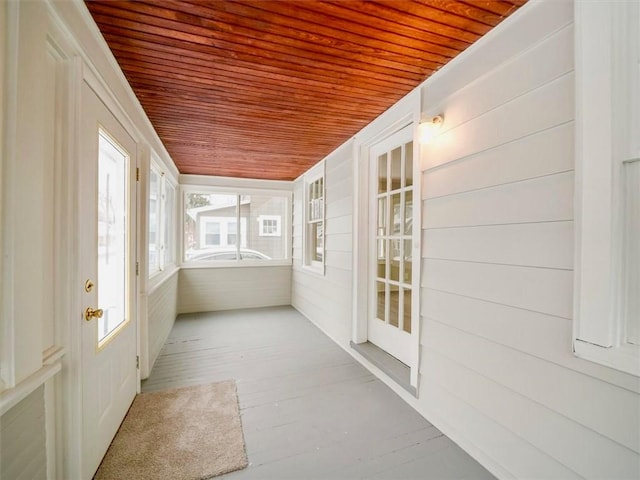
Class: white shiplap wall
147,271,178,374
0,386,46,479
177,266,291,314
292,141,354,345
417,1,640,478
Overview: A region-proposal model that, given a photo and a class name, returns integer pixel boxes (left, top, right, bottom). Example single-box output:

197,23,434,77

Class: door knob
85,307,104,322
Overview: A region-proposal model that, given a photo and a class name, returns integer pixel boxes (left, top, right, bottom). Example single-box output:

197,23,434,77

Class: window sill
148,265,179,294
295,263,326,277
180,259,292,269
574,340,640,377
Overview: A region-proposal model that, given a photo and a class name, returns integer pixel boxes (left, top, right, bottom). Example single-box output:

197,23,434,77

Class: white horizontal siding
422,258,574,319
421,347,638,479
423,73,574,171
292,141,354,346
416,2,640,478
148,271,178,372
423,122,574,200
177,266,291,314
423,171,574,229
422,289,640,393
1,386,46,480
424,320,639,453
423,221,574,269
417,377,581,480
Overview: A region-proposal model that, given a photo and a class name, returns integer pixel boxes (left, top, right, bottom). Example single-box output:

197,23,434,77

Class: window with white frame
573,0,639,376
303,162,325,272
258,215,281,237
148,166,161,276
164,180,175,267
184,190,289,263
148,162,176,277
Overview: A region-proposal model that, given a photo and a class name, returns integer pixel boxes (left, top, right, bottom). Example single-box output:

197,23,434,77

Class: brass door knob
85,307,104,321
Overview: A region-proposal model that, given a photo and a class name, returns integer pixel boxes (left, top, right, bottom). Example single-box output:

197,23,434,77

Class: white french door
367,125,417,366
79,81,138,479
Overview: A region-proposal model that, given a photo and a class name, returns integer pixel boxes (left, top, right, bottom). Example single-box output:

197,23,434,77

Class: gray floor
142,306,495,480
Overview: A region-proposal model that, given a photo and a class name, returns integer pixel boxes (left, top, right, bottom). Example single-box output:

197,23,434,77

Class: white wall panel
421,0,573,106
0,386,47,480
422,73,574,171
415,2,638,478
423,221,574,269
429,25,573,136
177,266,291,314
422,258,573,319
292,140,354,346
422,289,640,393
416,376,582,480
421,348,639,479
423,171,574,229
424,320,639,452
147,271,178,373
423,122,574,200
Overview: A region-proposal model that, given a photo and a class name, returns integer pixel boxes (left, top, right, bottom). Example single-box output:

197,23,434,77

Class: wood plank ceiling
85,0,525,181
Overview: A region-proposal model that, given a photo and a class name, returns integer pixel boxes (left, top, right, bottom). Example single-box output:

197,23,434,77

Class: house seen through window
184,191,289,263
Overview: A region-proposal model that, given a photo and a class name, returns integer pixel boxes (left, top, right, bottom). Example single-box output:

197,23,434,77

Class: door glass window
375,141,414,334
97,130,129,343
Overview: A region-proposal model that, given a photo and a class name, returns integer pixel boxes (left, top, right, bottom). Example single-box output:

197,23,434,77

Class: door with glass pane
79,81,138,479
368,125,416,365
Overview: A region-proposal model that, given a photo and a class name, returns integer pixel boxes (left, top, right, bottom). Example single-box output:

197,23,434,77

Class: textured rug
94,380,248,480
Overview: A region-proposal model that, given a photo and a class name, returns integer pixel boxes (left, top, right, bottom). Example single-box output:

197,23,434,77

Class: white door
367,125,417,365
79,81,138,479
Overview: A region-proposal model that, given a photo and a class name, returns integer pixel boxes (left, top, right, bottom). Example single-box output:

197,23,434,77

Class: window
148,167,160,272
573,0,639,376
184,190,289,264
303,162,325,272
148,162,176,277
164,181,175,266
258,215,281,237
204,221,221,246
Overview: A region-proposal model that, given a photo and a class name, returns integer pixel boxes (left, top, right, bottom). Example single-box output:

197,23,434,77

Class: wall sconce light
418,115,444,144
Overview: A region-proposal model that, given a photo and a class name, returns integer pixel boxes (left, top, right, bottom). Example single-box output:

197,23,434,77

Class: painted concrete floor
142,306,495,480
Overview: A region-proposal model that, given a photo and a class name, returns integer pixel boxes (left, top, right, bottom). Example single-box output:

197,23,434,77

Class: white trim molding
573,0,640,376
352,87,422,390
301,161,326,275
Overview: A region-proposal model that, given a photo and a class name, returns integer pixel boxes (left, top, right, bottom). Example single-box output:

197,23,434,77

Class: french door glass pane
378,154,387,194
377,197,387,236
390,147,402,190
405,141,413,187
374,138,415,337
377,239,386,278
403,288,412,334
403,239,412,284
376,281,386,322
97,131,128,343
404,190,413,235
389,287,399,327
391,193,401,235
390,240,400,283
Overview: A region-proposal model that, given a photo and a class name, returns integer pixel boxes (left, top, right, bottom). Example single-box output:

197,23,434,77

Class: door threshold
350,341,417,397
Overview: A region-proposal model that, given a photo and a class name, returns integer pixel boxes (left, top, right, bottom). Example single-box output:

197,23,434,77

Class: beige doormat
94,380,248,480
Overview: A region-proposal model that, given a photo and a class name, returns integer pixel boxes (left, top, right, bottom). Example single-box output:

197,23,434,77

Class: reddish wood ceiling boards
85,0,526,181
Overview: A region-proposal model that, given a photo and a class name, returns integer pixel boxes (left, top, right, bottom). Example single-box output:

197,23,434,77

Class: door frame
367,125,417,366
352,88,422,391
62,59,142,479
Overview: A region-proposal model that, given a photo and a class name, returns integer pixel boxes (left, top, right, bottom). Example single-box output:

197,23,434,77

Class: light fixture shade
419,115,444,144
